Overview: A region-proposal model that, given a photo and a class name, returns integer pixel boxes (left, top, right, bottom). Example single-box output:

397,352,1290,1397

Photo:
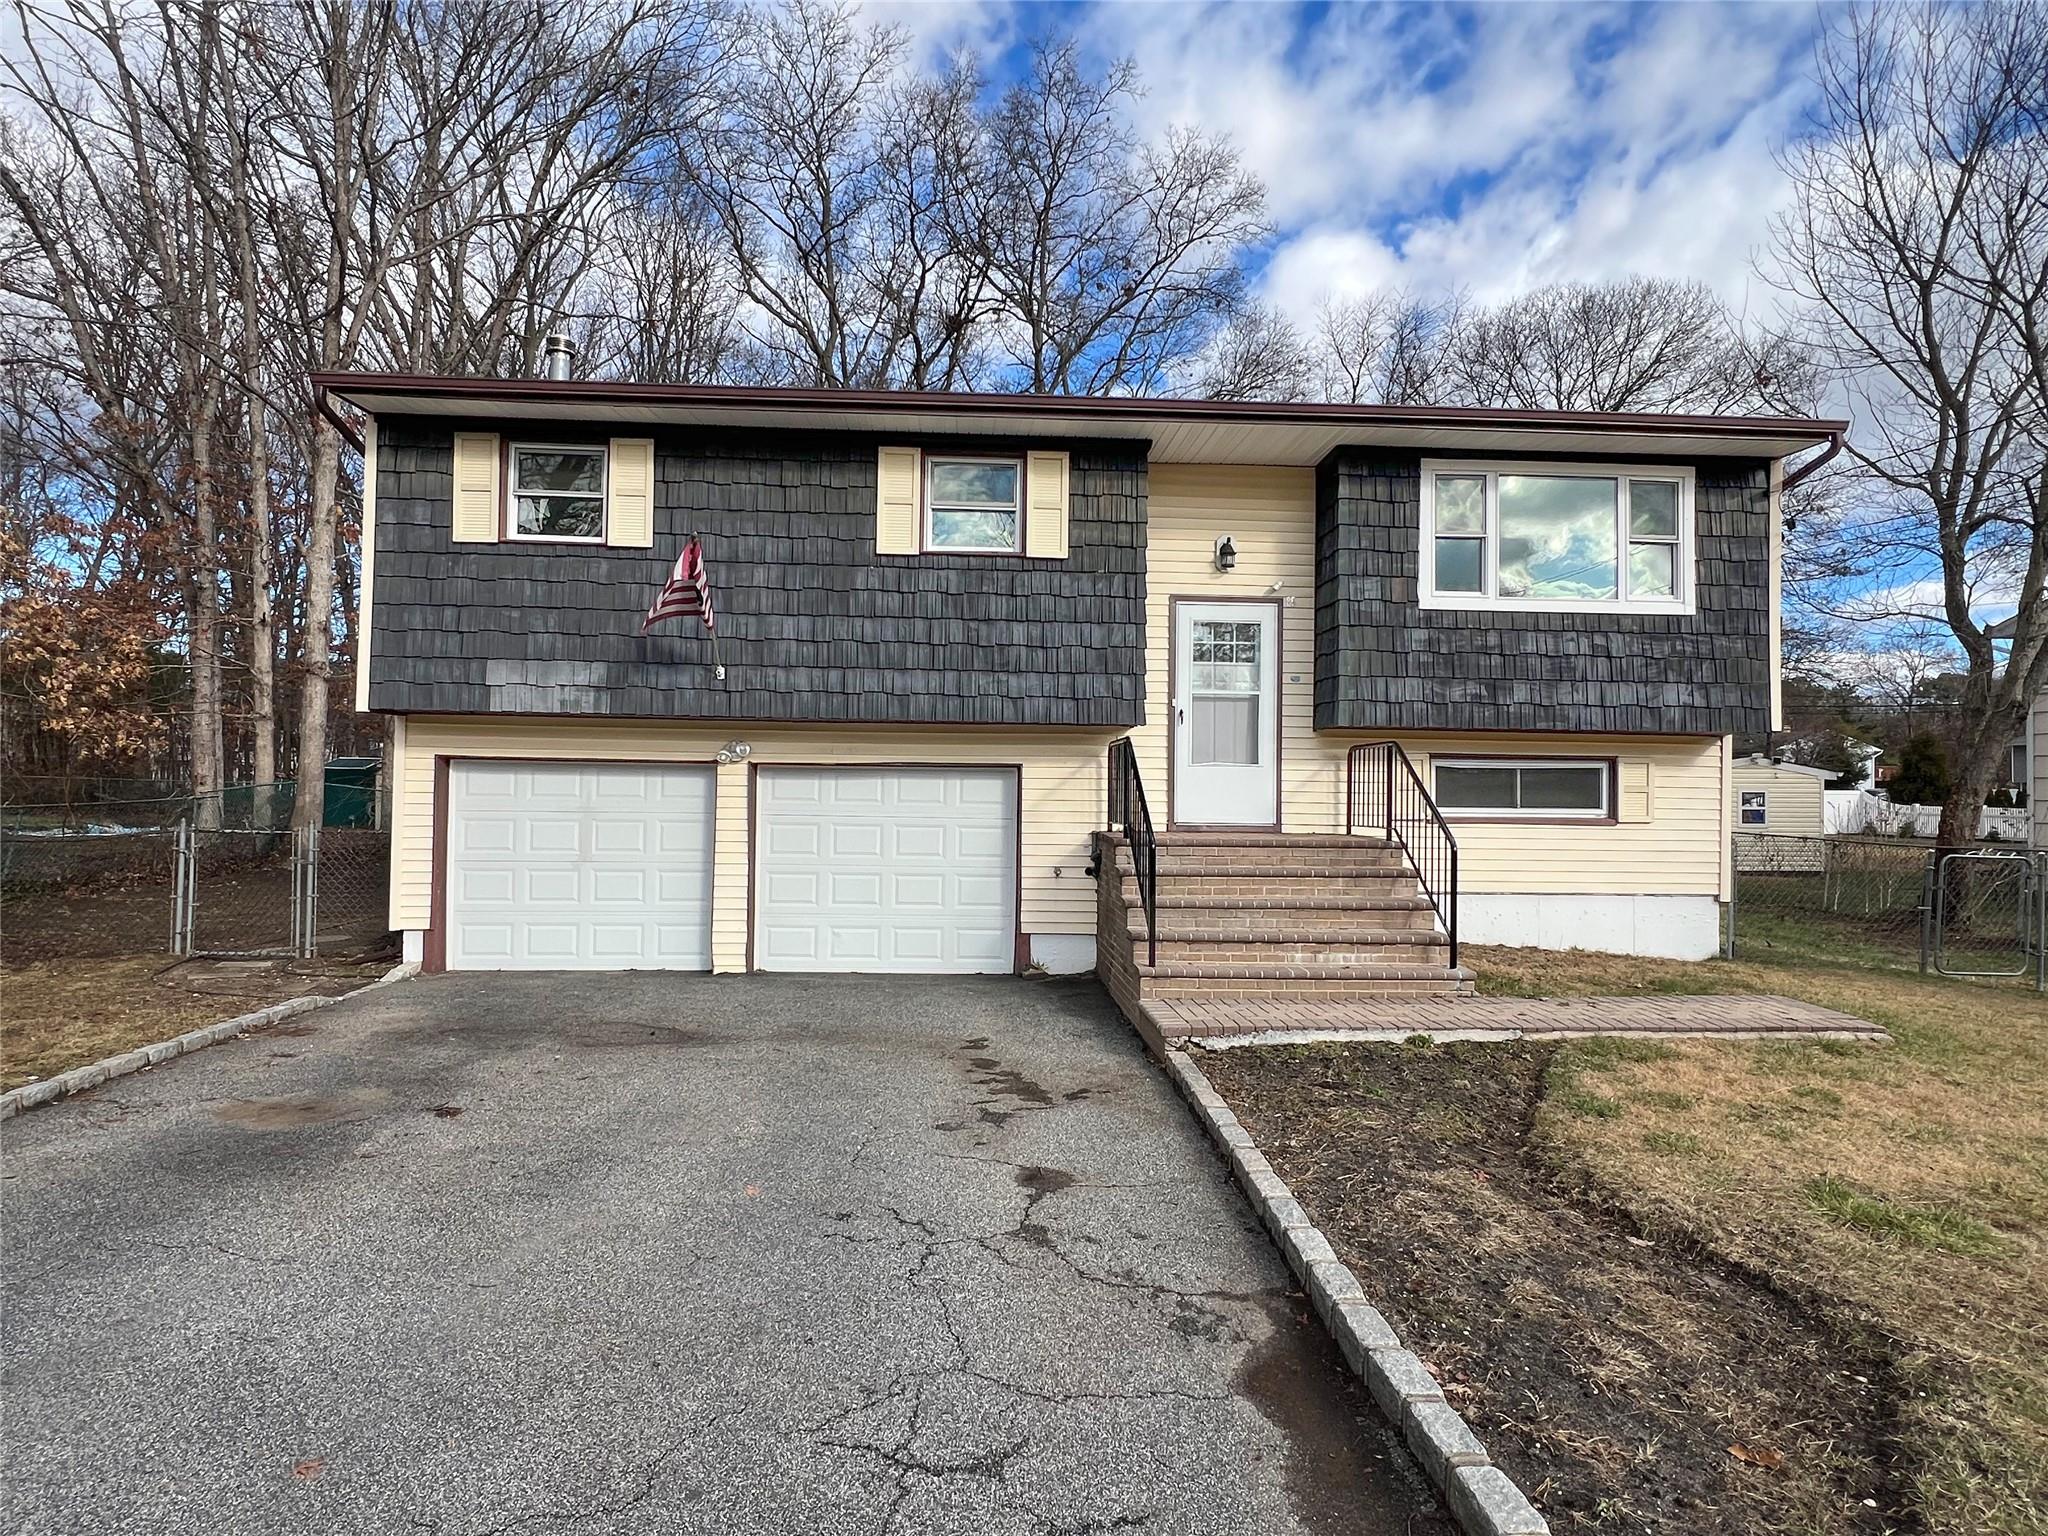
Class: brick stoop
1093,829,1474,1029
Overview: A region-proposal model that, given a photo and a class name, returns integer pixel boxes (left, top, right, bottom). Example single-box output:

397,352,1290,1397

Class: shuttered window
875,445,1069,558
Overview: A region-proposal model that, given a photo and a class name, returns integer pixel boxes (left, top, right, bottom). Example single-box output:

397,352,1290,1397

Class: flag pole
703,538,725,682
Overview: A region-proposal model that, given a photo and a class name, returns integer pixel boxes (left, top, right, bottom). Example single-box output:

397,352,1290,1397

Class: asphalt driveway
2,972,1446,1535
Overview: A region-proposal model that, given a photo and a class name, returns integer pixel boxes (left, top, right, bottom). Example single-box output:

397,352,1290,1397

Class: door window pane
1435,537,1483,593
1192,695,1260,765
1497,475,1618,600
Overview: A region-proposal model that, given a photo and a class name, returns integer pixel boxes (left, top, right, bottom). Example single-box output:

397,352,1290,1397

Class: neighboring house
1985,613,2045,847
321,367,1840,988
1731,756,1838,836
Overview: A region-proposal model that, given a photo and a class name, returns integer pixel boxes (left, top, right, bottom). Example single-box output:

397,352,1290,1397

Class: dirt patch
212,1085,392,1129
2,955,384,1092
1198,1040,1909,1534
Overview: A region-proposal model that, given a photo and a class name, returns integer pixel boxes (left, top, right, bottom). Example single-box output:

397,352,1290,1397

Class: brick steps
1137,961,1476,999
1094,828,1468,1006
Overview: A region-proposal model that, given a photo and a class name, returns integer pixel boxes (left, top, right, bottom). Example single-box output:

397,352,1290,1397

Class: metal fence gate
170,824,391,961
1924,848,2047,990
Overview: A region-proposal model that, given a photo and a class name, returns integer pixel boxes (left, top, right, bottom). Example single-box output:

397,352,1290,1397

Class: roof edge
312,371,1847,442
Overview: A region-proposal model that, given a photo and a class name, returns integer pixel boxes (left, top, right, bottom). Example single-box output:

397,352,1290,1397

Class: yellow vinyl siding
1139,464,1345,832
1141,462,1725,898
1729,758,1828,837
1398,734,1726,897
390,716,1115,970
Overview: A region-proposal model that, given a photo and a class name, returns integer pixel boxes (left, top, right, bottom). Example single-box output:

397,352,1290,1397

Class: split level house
322,368,1843,1017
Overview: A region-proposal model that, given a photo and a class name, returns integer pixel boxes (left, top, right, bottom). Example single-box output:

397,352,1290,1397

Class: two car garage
442,761,1018,974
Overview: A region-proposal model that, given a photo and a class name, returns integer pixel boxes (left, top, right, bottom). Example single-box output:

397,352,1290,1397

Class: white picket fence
1823,788,2033,841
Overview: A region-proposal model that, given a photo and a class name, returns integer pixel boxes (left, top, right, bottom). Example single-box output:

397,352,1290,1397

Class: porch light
1214,534,1238,572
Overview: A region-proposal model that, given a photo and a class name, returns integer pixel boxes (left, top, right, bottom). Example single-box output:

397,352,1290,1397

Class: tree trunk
188,385,226,830
246,391,278,825
291,416,340,832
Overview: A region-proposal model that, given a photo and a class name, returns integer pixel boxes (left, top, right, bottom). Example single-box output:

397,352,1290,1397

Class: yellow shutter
451,432,501,543
1618,760,1654,823
875,446,921,555
1024,450,1070,559
607,437,655,548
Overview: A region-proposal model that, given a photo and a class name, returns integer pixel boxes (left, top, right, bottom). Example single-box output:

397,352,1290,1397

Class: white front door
1173,601,1280,827
754,767,1017,973
445,761,714,970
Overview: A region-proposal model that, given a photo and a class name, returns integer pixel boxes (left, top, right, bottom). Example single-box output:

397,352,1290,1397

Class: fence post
1725,837,1737,959
1918,852,1934,975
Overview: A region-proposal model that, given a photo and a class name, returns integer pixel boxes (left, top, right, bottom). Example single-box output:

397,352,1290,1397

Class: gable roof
315,372,1844,466
1741,754,1843,782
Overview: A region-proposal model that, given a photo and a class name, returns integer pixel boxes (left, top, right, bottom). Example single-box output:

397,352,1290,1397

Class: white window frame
924,453,1023,555
1740,789,1769,827
507,441,609,543
1418,459,1696,616
1431,756,1613,821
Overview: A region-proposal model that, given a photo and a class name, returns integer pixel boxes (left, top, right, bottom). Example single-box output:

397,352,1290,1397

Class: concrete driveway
2,973,1446,1535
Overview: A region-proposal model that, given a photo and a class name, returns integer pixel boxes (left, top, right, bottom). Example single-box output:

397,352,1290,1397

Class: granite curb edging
0,961,421,1122
1161,1043,1552,1536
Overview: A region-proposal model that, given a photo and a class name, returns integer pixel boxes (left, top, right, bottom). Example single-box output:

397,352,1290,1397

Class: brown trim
1166,595,1284,833
315,369,1847,441
426,755,450,973
747,761,1027,977
744,760,757,973
1428,752,1621,826
428,753,720,974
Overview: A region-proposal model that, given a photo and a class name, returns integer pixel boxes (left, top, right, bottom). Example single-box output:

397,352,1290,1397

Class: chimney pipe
542,334,576,382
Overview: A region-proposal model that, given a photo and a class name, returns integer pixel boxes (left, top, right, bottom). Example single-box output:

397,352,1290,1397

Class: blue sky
875,0,1827,325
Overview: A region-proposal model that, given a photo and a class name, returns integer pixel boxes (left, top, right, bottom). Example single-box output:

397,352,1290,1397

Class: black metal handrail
1106,736,1160,968
1346,741,1460,967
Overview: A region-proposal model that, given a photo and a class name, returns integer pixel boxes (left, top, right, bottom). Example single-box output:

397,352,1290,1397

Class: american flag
642,536,715,635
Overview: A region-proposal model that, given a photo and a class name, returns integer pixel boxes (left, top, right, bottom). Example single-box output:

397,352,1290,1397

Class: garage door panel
447,762,713,971
756,768,1015,975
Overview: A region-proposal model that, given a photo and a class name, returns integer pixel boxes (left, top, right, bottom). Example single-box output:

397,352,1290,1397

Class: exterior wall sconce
1214,535,1238,572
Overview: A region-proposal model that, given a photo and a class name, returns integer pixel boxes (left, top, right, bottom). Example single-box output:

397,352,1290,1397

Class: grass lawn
1,955,378,1092
1476,944,2048,1533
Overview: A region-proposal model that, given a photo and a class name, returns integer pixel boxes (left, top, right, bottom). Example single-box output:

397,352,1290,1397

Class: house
1985,613,2045,847
320,367,1841,998
1730,755,1839,836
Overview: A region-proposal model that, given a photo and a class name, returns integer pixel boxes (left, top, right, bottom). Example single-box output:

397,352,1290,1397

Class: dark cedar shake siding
367,418,1149,725
1314,449,1774,737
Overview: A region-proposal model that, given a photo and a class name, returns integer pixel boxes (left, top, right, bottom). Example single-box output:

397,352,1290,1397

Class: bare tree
1767,0,2048,845
1314,290,1462,405
1194,304,1312,402
970,40,1268,395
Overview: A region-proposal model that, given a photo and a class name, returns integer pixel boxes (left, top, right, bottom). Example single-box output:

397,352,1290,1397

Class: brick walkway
1148,992,1886,1044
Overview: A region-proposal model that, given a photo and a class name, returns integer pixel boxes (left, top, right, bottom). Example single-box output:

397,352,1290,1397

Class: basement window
1433,758,1611,820
925,456,1021,553
1420,460,1694,615
509,443,607,541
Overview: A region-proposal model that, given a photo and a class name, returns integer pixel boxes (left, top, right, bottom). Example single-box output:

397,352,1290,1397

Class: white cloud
920,1,1828,317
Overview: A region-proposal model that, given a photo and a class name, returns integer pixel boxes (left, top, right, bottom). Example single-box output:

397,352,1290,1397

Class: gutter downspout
313,383,366,457
1780,429,1843,493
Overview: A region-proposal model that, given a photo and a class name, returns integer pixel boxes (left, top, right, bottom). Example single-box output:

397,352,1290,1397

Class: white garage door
446,761,713,970
755,768,1016,973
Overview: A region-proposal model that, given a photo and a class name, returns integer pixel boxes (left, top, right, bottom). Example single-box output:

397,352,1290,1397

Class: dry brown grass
1,956,366,1091
1465,944,2048,1534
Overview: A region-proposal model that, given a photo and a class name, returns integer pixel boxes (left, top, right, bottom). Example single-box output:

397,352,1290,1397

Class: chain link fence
1730,834,1933,969
3,821,392,968
1730,833,2046,988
